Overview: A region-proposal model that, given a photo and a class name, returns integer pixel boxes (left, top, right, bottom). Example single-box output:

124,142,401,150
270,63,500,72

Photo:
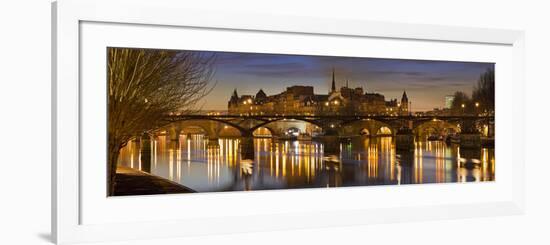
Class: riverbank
114,166,196,196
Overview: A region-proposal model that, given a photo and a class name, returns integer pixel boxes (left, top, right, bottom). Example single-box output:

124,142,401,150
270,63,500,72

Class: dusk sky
194,50,494,112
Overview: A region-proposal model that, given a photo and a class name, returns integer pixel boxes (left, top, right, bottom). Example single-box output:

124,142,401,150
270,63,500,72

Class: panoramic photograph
107,47,495,196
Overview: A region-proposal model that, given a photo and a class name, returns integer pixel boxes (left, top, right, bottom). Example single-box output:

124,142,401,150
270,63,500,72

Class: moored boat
427,135,443,141
445,133,460,144
297,133,312,141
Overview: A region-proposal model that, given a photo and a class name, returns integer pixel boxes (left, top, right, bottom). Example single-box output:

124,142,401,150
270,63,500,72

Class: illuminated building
228,69,409,116
445,95,454,109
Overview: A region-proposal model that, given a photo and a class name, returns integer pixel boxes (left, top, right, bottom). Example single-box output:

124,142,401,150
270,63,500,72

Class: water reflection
118,135,495,193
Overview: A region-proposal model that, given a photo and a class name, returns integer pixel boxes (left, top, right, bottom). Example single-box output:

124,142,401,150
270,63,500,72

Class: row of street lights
461,102,481,115
461,102,480,108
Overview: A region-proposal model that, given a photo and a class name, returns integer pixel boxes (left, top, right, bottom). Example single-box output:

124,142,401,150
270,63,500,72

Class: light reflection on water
118,135,495,193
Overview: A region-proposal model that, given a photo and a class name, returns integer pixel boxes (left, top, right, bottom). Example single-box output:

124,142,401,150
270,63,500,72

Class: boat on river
297,133,312,141
445,133,460,144
322,155,341,171
427,135,443,141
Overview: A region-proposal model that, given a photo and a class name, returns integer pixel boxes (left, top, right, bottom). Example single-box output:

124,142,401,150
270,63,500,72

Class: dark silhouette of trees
472,68,495,113
450,91,472,114
449,68,494,115
107,48,216,195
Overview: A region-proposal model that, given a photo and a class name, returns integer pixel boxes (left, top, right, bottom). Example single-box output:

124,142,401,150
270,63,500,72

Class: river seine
118,135,494,193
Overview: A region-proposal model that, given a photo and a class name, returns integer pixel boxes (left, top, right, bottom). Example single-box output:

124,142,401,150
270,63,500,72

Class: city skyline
195,50,494,112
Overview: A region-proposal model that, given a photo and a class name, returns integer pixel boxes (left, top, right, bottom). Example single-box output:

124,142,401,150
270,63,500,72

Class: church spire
229,88,239,106
331,68,336,92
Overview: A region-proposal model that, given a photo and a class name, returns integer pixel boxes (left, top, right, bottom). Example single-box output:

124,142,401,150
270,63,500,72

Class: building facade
228,69,409,116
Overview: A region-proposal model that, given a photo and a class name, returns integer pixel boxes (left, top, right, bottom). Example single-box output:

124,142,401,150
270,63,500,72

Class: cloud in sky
191,50,493,111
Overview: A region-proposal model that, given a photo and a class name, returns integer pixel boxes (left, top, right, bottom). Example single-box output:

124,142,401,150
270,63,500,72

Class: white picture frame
52,0,525,244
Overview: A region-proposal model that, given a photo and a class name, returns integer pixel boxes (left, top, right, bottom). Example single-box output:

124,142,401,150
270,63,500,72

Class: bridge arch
251,117,323,130
158,119,248,140
376,126,392,136
166,118,250,137
413,119,460,139
180,125,208,136
339,119,395,137
251,118,323,137
360,128,370,136
253,126,274,137
218,125,242,137
232,118,270,130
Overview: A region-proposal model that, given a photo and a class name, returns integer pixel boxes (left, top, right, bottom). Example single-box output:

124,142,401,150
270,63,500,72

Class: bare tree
472,68,495,112
107,47,216,195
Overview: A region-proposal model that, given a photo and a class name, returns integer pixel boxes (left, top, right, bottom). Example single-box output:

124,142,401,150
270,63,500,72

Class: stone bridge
130,114,493,176
150,114,493,144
